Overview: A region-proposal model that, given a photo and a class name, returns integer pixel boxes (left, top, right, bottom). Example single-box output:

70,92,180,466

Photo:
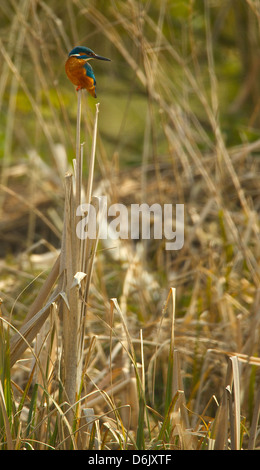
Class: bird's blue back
83,62,96,85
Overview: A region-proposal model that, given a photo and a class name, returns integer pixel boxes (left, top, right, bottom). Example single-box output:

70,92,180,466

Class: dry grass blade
0,380,14,450
229,356,241,450
212,391,229,450
9,254,60,367
9,290,66,368
110,298,135,363
212,359,232,450
164,288,176,414
248,388,260,450
23,255,61,324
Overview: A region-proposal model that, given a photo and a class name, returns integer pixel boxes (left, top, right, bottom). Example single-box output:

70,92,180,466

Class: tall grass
0,0,260,450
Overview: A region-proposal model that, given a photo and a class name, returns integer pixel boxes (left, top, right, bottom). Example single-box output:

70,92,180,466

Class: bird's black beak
93,54,111,61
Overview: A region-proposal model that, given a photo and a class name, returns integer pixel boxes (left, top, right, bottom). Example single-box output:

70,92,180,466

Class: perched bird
65,46,111,97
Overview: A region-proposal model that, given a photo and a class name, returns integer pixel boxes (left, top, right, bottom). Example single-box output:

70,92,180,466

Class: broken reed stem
62,97,101,433
62,90,83,426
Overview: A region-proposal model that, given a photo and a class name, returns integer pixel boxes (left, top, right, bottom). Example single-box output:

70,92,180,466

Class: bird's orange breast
65,57,86,86
65,57,96,97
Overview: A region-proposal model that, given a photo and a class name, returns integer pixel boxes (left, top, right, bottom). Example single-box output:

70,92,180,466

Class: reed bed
0,0,260,450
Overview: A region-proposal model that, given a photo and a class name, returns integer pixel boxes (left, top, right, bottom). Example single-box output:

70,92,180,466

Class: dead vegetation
0,0,260,450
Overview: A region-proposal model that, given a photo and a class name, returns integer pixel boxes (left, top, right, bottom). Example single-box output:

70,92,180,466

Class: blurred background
1,0,260,443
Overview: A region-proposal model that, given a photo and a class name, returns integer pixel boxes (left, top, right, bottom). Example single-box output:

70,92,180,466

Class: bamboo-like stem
62,174,79,411
61,90,82,428
75,90,82,272
86,102,99,206
62,97,101,435
75,89,82,211
81,103,100,273
78,104,102,378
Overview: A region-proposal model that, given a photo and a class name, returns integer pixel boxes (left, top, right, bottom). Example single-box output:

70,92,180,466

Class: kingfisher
65,46,111,98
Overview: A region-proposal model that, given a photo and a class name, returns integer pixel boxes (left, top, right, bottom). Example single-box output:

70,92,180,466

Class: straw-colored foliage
0,0,260,450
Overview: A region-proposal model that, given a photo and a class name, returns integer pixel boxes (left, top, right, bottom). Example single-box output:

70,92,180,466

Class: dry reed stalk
164,288,176,413
119,334,139,432
212,386,229,449
8,90,102,434
75,90,82,211
60,173,80,415
212,355,241,450
229,356,241,450
60,97,101,431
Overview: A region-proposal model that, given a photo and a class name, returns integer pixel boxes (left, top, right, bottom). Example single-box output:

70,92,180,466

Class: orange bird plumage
65,46,111,97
